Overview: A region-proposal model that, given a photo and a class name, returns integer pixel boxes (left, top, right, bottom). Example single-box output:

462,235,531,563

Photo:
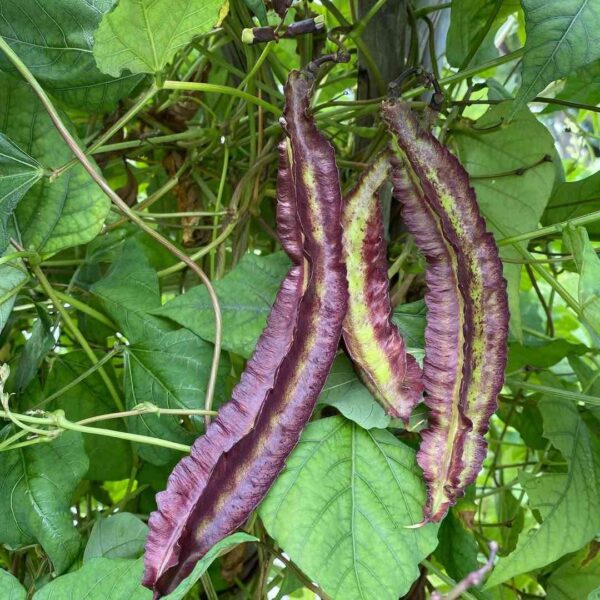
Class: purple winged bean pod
342,152,423,422
382,101,509,523
143,69,347,597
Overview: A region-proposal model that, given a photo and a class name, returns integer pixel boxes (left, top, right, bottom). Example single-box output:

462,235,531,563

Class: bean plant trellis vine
1,1,600,599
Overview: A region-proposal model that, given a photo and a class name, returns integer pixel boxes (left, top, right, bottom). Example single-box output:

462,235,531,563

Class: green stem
52,289,117,329
161,81,280,115
201,573,219,600
414,2,452,17
76,405,217,426
136,210,229,218
30,262,124,411
505,379,600,406
33,345,122,410
52,83,160,179
486,216,580,314
354,0,390,35
498,209,600,246
210,144,230,280
404,49,525,101
0,410,192,453
56,414,191,452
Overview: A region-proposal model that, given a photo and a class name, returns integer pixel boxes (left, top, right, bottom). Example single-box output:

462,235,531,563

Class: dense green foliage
1,0,599,598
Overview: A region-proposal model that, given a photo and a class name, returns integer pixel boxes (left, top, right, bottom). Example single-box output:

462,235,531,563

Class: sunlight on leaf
93,0,226,77
260,416,438,600
513,0,600,115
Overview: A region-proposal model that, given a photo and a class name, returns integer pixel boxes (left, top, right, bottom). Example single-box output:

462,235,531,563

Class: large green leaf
0,570,26,600
0,74,110,255
43,351,133,481
260,416,438,600
123,328,230,465
83,513,148,562
0,0,144,112
93,0,225,77
0,252,28,333
486,396,600,588
33,558,150,600
0,431,89,574
91,239,170,344
543,171,600,236
563,225,600,338
318,354,390,430
0,134,43,252
513,0,600,115
453,102,556,339
546,543,600,600
154,252,291,358
446,0,519,68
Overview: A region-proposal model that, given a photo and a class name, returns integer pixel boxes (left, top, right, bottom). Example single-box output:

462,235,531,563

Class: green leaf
485,397,600,588
392,299,426,349
546,543,600,600
446,0,519,68
435,508,480,581
93,0,225,77
543,171,600,236
453,102,556,340
507,339,588,373
34,533,255,600
91,239,169,344
0,569,26,600
0,431,89,574
0,0,144,112
513,0,600,115
0,74,110,255
154,252,291,358
543,59,600,114
244,0,269,25
318,354,390,429
0,134,43,253
260,416,438,600
83,513,148,562
11,307,55,394
0,252,28,333
498,402,546,450
43,351,132,481
33,557,150,600
493,490,525,557
164,533,257,600
563,225,600,338
123,328,230,465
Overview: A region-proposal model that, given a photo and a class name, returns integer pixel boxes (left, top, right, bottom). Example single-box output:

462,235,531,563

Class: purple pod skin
143,69,347,598
143,141,305,597
383,101,509,523
342,153,423,422
241,26,278,44
271,0,292,18
282,16,325,38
